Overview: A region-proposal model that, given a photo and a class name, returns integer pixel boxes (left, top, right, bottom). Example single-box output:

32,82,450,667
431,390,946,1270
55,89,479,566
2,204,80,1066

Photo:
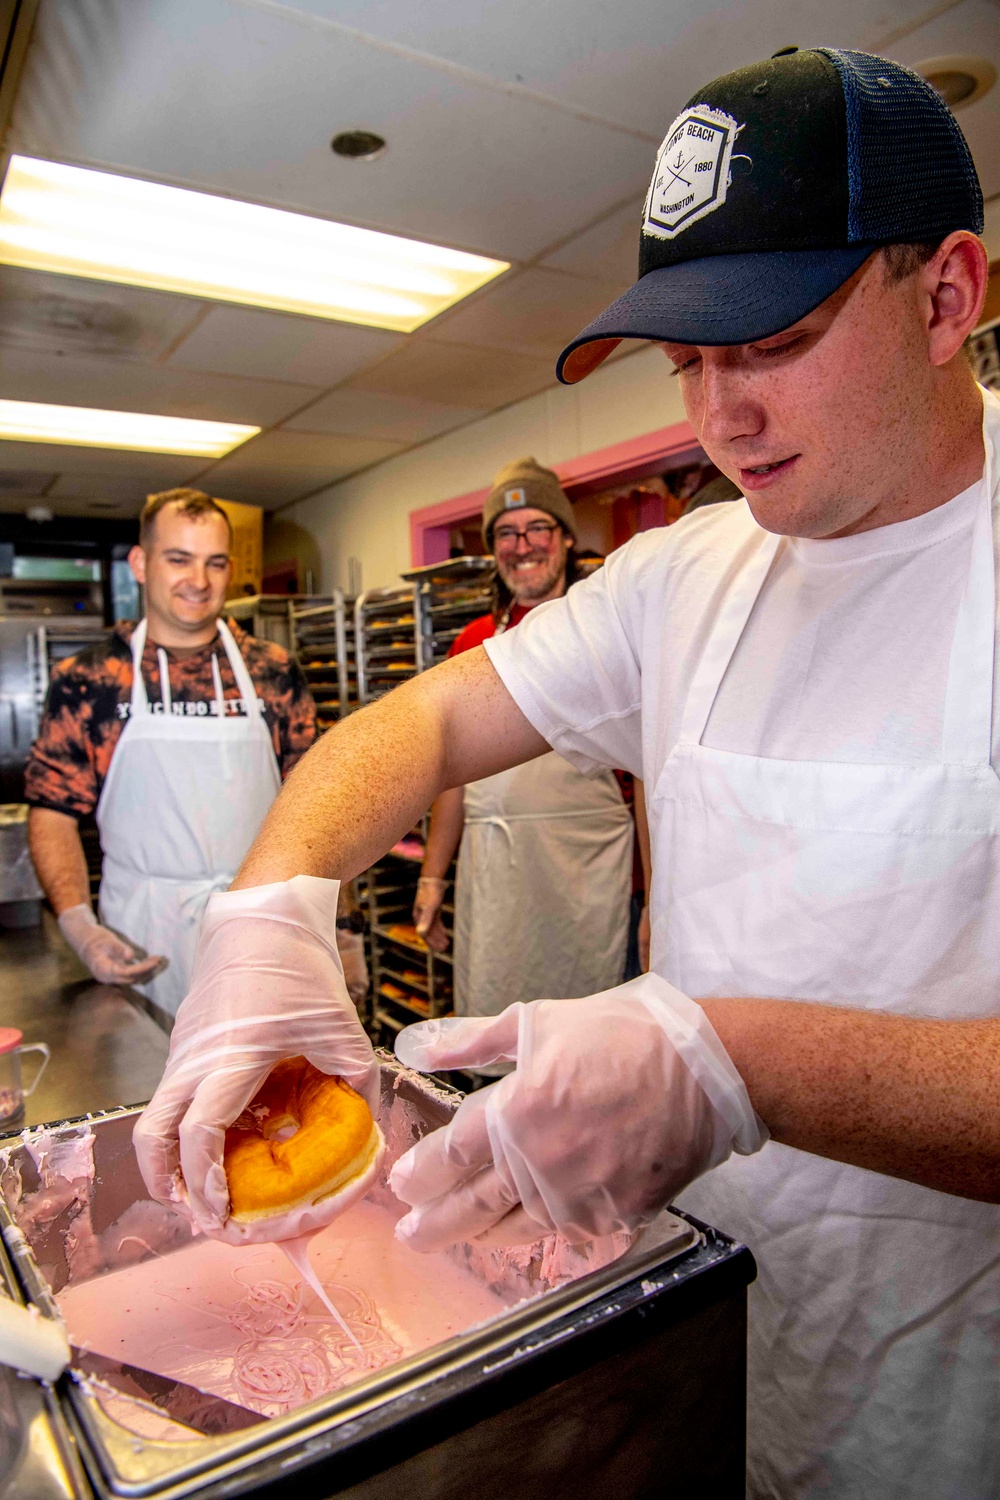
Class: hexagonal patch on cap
644,105,741,240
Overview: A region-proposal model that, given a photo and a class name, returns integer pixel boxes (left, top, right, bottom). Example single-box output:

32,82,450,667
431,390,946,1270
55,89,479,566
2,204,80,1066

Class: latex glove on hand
336,929,369,1006
390,975,767,1252
58,904,164,985
133,875,379,1246
412,875,449,953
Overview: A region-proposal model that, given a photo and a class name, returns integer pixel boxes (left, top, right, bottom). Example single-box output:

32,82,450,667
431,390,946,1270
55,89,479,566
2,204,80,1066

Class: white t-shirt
483,475,992,791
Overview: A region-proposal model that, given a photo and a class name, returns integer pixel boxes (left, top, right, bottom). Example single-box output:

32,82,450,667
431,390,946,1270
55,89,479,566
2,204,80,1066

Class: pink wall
409,419,703,566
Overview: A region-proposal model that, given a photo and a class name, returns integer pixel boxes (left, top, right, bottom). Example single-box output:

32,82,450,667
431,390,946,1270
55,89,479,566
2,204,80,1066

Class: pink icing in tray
57,1199,506,1421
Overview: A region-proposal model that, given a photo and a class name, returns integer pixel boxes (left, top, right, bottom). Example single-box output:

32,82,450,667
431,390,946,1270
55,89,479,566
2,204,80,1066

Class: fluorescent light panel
0,399,259,457
0,156,509,332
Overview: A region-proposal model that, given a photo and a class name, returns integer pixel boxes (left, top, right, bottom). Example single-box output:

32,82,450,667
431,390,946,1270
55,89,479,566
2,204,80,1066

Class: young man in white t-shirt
136,48,1000,1498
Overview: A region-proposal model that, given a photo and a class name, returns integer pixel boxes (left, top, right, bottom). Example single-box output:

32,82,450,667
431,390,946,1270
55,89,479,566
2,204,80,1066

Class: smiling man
413,458,634,1066
135,48,1000,1498
25,488,333,1015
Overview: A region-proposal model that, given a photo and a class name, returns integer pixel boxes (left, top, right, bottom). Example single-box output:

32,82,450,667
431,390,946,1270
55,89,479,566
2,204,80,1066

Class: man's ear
128,544,146,585
924,231,989,368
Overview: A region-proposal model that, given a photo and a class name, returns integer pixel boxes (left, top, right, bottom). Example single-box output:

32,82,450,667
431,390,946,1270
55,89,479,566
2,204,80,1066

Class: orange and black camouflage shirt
25,618,317,819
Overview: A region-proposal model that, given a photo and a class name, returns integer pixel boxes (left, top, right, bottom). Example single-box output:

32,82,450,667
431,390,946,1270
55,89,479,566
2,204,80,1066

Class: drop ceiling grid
0,0,996,514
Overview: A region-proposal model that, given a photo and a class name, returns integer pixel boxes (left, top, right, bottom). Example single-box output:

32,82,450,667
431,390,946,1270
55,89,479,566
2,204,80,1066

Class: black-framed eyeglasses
493,520,560,548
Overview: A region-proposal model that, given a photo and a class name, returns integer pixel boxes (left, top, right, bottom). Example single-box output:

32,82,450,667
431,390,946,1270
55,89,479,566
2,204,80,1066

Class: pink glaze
280,1235,363,1353
57,1199,507,1421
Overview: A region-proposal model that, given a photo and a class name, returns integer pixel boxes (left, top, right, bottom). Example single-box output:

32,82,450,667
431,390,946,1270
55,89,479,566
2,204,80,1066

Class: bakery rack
355,585,419,705
360,566,494,1043
402,555,493,670
364,827,455,1040
289,592,357,732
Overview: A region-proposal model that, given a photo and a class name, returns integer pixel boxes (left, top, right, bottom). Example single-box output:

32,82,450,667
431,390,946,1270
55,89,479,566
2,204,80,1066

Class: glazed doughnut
224,1057,383,1224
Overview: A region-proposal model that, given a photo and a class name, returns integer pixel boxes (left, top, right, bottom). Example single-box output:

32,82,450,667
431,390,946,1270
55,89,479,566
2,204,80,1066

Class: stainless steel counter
0,911,169,1129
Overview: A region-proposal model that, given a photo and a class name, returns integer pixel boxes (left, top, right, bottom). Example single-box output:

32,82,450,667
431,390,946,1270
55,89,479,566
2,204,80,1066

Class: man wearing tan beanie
413,457,637,1072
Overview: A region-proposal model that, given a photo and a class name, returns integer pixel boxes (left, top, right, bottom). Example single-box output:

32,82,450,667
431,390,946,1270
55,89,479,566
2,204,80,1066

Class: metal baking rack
289,592,357,731
354,585,420,705
358,566,494,1042
402,555,493,670
364,829,454,1039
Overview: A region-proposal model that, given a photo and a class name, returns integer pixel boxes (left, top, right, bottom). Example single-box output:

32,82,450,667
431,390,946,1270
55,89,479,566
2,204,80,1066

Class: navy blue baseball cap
557,47,984,383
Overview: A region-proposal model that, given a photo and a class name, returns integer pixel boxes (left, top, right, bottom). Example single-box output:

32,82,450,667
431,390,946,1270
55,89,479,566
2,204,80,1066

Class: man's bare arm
421,786,465,880
27,807,90,914
234,648,548,890
702,998,1000,1203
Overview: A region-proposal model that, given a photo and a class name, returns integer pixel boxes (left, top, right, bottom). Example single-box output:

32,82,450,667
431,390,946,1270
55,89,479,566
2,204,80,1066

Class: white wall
280,343,688,592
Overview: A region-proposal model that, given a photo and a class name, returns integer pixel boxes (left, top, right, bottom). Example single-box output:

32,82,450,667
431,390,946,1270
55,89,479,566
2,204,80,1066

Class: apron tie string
156,647,171,713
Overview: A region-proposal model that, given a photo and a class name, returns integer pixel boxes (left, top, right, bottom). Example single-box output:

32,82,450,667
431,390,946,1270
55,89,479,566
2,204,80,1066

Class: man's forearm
702,997,1000,1203
421,786,465,879
27,807,90,915
234,648,547,891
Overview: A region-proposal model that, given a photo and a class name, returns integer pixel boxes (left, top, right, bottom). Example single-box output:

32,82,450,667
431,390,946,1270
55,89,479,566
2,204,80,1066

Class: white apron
455,752,633,1050
654,399,1000,1499
96,618,281,1016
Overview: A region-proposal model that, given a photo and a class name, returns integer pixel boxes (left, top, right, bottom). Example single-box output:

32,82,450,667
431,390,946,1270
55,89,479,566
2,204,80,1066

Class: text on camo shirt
25,618,317,819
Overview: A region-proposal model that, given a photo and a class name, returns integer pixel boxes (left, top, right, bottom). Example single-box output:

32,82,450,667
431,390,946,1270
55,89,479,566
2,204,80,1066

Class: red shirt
447,603,530,658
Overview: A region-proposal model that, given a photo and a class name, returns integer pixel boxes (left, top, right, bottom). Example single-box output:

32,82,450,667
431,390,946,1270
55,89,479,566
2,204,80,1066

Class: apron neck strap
678,527,782,747
215,617,260,714
129,618,150,713
130,617,261,720
942,396,996,766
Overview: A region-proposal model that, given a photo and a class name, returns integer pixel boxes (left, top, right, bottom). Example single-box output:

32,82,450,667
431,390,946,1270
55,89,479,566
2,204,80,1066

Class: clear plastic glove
336,929,369,1006
133,875,379,1245
412,875,449,953
390,975,767,1252
57,903,164,985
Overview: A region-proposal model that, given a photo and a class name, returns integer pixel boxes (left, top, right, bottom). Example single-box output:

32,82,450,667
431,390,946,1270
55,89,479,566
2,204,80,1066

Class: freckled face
662,255,934,538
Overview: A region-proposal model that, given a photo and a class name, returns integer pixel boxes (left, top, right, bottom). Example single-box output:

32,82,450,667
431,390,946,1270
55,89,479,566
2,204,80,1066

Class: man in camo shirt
26,488,365,1014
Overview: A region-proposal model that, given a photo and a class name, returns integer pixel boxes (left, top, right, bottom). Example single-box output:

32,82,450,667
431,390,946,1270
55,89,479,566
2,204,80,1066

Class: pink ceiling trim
409,418,703,566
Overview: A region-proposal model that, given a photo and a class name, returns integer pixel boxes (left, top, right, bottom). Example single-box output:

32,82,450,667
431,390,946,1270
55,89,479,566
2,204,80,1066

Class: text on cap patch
644,105,742,240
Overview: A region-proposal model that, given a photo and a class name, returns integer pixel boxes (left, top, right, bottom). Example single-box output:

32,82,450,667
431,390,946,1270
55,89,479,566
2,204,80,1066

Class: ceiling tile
287,0,940,134
0,467,56,496
541,204,640,285
346,340,554,407
166,304,405,386
428,268,624,359
0,440,204,484
283,388,482,443
7,0,651,262
0,266,207,363
5,491,146,518
0,347,323,426
46,472,167,500
194,429,406,507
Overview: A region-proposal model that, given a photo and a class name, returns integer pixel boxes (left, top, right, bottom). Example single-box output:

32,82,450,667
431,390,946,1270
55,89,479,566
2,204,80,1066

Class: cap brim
556,245,874,384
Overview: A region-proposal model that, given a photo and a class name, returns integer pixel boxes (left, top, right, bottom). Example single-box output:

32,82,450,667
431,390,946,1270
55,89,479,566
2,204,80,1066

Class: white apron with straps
96,618,281,1017
654,396,1000,1498
454,748,633,1053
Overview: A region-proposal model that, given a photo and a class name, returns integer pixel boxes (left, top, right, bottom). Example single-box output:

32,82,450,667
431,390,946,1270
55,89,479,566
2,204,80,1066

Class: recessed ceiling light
0,155,509,333
0,399,259,457
331,130,387,160
916,54,997,109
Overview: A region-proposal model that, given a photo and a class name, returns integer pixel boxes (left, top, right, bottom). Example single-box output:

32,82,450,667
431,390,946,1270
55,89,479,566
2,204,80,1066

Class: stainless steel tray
0,1054,702,1499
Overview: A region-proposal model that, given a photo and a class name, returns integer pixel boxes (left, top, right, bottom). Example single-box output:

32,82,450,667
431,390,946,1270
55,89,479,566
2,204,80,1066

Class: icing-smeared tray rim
0,1061,729,1500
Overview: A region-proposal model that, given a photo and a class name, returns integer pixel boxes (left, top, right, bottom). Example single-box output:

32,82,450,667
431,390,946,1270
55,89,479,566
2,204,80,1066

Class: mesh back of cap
820,48,983,243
